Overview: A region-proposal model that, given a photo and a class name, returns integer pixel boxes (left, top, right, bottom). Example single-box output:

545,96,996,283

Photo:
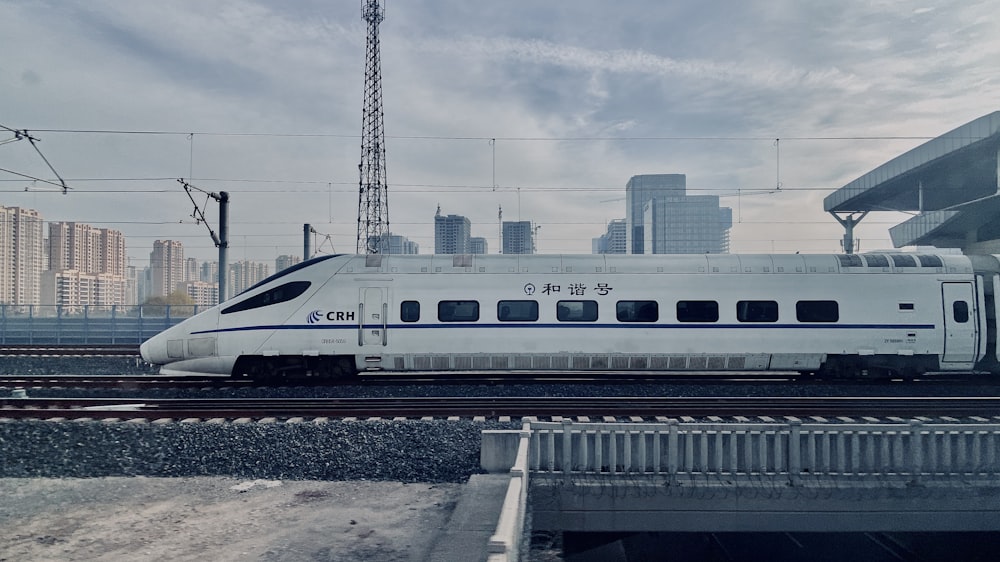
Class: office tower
593,218,627,254
625,174,732,254
626,174,686,254
644,197,733,254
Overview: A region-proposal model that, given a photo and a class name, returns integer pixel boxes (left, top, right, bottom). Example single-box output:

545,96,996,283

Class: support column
831,211,869,254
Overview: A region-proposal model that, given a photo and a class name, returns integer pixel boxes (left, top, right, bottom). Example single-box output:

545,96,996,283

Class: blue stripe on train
193,322,936,335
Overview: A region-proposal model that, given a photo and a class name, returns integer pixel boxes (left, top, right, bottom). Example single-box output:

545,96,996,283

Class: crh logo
306,310,356,324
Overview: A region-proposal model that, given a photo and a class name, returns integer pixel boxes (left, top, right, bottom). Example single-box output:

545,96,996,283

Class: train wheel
313,357,357,380
232,356,285,380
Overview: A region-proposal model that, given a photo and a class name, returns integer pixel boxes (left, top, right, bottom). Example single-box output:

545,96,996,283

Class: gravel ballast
0,418,513,483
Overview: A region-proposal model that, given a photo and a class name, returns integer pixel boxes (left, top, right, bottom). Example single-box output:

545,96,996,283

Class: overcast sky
2,0,999,266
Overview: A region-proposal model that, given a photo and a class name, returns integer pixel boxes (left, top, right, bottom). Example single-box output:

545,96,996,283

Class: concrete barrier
486,423,532,562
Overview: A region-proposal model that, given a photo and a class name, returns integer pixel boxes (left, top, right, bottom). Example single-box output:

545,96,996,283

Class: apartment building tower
149,240,185,298
502,221,534,254
434,206,472,254
0,205,44,306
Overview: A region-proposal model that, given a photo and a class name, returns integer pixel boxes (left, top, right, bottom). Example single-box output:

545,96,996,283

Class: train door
359,287,387,347
941,282,977,363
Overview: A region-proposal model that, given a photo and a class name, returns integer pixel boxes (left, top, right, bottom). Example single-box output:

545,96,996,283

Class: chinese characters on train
523,282,613,296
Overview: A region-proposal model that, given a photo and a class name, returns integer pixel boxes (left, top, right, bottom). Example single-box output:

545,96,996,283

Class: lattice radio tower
357,0,389,254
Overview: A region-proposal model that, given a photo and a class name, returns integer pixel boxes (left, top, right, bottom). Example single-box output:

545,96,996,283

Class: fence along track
529,419,1000,481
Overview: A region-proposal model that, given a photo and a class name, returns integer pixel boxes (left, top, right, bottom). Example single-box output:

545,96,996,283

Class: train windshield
222,281,312,314
234,254,341,296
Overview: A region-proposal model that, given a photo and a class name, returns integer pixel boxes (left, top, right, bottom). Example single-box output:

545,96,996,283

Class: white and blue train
139,252,1000,379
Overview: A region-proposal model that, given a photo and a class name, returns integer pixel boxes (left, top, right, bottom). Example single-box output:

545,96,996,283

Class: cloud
1,0,998,262
411,35,869,95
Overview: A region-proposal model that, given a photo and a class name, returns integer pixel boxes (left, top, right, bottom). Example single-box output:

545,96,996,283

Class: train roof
328,253,975,275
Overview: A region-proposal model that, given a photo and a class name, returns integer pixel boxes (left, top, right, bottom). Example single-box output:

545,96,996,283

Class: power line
19,127,946,142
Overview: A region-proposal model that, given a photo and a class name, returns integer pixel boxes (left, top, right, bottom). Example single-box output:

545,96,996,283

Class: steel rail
1,371,993,389
4,396,1000,420
0,344,140,356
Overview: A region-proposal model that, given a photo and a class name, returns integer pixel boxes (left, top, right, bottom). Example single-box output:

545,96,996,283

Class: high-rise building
644,197,732,254
99,228,127,277
275,255,301,272
371,232,419,255
593,218,627,254
434,206,472,254
0,206,45,306
137,267,152,305
200,261,219,284
229,260,270,295
624,174,732,254
184,257,200,282
502,221,534,254
149,240,185,298
43,222,130,310
40,269,128,313
469,237,488,255
48,222,96,273
126,265,139,306
626,174,686,254
178,280,219,307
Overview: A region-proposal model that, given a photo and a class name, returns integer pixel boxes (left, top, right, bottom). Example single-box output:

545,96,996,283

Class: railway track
4,396,1000,420
1,371,994,389
0,374,238,389
0,344,140,356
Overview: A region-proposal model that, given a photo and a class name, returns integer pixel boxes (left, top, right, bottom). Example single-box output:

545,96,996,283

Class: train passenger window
400,301,420,322
736,300,778,322
918,255,943,268
221,281,311,314
497,300,538,322
862,254,889,268
438,300,479,322
557,300,598,322
953,301,970,323
676,301,718,322
837,254,863,267
796,300,839,322
616,301,658,322
890,254,917,267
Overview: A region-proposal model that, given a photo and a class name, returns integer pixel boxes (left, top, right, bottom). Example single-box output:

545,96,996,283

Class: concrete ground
0,477,464,561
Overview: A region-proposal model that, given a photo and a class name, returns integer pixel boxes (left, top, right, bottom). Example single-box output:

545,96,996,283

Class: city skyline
1,204,290,307
2,3,999,264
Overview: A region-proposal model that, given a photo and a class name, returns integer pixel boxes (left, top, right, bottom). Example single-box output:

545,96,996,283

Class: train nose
140,334,168,365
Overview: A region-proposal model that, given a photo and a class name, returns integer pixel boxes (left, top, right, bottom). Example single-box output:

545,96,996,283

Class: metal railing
0,304,196,344
529,419,1000,484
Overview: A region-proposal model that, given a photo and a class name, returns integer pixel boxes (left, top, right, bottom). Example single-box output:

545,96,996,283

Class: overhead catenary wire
20,126,944,142
0,123,69,194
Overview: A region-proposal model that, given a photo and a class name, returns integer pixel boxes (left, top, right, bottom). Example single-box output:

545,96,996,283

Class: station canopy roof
824,111,1000,249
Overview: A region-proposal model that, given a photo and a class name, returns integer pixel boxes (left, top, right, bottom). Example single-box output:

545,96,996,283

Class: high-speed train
139,252,1000,379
